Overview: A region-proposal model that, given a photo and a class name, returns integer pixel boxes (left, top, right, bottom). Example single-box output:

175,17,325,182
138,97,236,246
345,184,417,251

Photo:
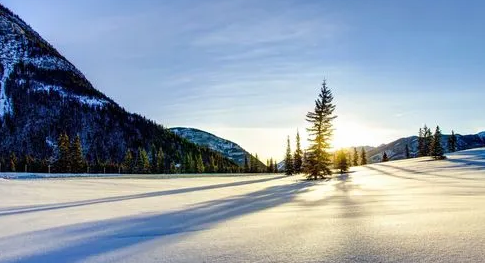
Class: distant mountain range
170,127,265,167
365,131,485,163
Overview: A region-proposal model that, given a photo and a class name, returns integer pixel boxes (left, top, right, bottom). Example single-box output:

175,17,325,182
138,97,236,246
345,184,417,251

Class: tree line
0,132,244,174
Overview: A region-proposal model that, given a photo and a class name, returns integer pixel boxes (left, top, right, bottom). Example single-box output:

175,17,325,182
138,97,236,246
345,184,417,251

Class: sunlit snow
1,148,485,262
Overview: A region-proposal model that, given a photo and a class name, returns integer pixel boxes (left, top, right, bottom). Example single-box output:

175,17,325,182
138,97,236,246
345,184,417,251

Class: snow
0,11,93,116
28,81,108,107
1,148,485,262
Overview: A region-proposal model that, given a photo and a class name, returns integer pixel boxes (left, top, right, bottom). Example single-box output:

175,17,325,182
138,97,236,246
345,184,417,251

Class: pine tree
268,158,274,173
284,136,294,175
335,149,349,174
9,152,17,172
405,144,410,159
208,156,216,173
136,148,150,173
70,135,85,173
156,147,165,173
352,147,359,166
431,126,444,159
195,154,205,173
448,130,457,152
274,160,279,173
424,125,433,156
418,128,425,157
304,80,337,180
244,155,250,173
150,144,157,173
254,154,260,173
250,154,257,173
122,149,134,173
382,152,389,162
56,133,70,172
360,147,367,165
293,130,303,174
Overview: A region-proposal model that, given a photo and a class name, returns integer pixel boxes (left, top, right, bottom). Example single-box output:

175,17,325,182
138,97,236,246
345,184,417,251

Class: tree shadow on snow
0,175,287,217
0,180,312,263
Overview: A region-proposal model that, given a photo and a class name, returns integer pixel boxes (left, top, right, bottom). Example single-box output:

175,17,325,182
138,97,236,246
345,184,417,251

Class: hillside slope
170,127,265,167
0,4,238,172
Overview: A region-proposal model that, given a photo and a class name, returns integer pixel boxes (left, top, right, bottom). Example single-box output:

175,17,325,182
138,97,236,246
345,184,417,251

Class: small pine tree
424,125,433,156
335,150,349,174
56,133,71,172
405,144,410,159
284,136,294,175
195,154,205,173
244,155,250,173
447,130,457,153
352,147,359,166
382,152,389,162
156,147,165,173
360,147,367,165
122,149,134,173
136,148,150,173
417,128,425,157
150,144,157,173
431,126,444,159
293,130,303,174
70,135,85,173
273,160,279,173
9,152,17,172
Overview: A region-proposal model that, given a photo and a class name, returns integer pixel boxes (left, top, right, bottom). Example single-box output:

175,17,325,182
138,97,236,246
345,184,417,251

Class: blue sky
4,0,485,160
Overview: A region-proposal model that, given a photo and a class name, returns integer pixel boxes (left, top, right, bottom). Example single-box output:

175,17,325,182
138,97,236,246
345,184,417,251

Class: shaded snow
1,148,485,262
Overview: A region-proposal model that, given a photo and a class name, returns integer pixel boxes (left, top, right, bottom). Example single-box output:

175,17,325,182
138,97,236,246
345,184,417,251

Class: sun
331,121,384,150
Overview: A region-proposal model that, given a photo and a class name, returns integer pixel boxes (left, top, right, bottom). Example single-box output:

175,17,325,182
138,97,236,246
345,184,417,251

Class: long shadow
0,180,312,263
0,175,287,217
364,165,434,183
445,158,485,171
377,162,483,181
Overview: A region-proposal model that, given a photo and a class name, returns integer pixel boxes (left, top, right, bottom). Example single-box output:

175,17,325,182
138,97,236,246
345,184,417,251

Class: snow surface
1,148,485,262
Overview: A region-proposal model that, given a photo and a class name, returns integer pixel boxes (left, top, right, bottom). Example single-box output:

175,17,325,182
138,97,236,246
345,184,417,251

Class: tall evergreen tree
284,136,294,175
70,135,85,173
56,133,70,172
360,147,367,165
382,152,389,162
304,80,337,180
335,149,349,174
405,144,411,159
448,130,457,153
431,126,444,159
274,160,279,173
293,130,303,174
352,147,359,166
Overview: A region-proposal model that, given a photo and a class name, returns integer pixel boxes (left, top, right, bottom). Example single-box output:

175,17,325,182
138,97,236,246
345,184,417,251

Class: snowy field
1,149,485,262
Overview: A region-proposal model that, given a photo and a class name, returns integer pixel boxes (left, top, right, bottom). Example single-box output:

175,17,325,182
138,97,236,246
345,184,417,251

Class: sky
3,0,485,161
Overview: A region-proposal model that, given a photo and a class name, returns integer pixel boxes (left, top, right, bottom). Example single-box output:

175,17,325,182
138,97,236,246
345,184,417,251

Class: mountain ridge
0,4,239,173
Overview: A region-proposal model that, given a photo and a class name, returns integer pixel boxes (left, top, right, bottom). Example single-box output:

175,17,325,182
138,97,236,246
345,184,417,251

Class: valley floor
1,149,485,262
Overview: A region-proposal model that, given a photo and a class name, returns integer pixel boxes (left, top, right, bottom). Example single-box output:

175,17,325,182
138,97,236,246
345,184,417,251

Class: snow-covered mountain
0,4,238,171
170,127,265,167
366,131,485,163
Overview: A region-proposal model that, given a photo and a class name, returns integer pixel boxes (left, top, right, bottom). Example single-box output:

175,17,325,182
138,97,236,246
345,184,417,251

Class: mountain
0,4,239,173
366,131,485,163
169,127,266,167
